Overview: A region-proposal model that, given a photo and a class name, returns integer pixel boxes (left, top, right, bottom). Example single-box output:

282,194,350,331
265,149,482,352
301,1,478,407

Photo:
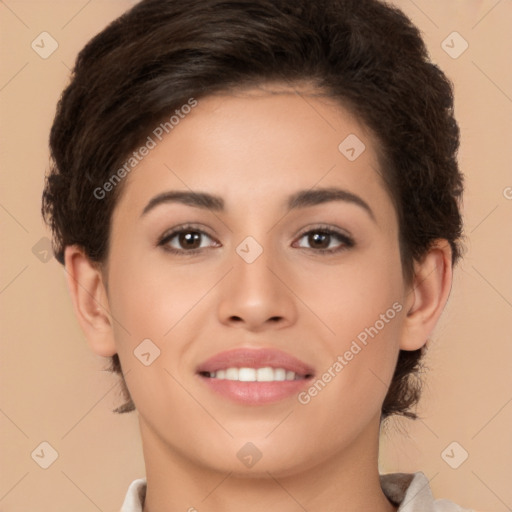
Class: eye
157,224,354,256
158,224,219,255
294,226,354,254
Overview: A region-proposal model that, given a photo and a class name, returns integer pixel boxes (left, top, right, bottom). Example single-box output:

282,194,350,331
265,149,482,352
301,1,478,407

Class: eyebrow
141,187,376,222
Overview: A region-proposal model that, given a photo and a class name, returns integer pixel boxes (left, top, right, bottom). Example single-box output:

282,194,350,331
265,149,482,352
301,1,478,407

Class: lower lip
199,376,311,405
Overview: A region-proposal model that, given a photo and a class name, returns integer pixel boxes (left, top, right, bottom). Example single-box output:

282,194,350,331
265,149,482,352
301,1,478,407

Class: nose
216,242,298,332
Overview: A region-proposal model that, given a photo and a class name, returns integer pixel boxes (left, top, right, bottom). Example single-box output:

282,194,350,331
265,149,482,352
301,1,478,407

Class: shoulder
120,478,147,512
380,471,475,511
123,473,479,511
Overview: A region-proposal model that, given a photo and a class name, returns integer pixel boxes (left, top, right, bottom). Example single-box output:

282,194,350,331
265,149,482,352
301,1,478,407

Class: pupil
310,232,329,249
181,232,200,249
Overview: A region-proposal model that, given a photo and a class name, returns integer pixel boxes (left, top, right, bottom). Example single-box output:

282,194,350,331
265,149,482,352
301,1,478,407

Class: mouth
196,348,315,405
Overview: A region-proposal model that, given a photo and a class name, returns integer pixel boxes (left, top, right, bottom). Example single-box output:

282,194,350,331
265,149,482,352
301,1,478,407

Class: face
102,85,411,476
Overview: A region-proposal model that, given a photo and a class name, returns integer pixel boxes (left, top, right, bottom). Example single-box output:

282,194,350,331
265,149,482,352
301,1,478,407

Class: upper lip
196,348,315,377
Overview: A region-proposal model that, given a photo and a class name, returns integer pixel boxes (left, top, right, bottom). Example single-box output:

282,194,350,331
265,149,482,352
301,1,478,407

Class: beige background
1,1,511,510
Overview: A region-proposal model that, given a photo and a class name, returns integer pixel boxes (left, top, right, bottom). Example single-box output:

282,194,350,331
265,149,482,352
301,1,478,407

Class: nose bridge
230,208,280,284
216,230,296,329
233,233,281,299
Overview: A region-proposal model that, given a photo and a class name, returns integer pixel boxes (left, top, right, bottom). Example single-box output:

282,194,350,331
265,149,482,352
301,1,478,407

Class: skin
65,83,453,511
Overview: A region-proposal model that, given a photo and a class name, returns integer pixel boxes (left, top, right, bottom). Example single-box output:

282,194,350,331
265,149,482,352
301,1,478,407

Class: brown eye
176,231,202,250
307,232,331,249
295,228,354,253
158,226,219,254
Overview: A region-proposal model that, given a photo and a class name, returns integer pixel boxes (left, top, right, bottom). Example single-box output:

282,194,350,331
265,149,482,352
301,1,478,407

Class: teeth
207,367,303,382
257,367,274,381
238,368,256,381
225,368,238,380
274,368,286,381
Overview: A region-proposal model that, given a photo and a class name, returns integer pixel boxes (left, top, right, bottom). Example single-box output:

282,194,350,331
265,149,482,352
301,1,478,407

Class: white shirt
120,471,474,511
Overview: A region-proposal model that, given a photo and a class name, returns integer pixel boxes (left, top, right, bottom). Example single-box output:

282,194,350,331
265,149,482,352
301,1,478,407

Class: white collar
120,471,472,511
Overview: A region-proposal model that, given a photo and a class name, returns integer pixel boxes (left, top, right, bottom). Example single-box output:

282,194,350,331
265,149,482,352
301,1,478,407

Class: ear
399,239,453,351
63,245,117,357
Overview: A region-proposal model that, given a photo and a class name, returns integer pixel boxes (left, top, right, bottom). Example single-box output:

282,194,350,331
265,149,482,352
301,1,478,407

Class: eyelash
157,223,355,256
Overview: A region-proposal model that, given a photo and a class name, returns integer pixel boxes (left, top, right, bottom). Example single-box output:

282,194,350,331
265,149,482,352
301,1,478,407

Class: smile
196,348,314,404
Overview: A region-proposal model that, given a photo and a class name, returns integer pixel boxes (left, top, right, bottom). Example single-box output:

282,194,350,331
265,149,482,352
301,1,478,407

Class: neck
139,415,397,512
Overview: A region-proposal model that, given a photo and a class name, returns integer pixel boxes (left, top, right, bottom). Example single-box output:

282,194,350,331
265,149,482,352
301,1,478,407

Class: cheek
295,303,404,454
105,253,204,423
296,241,405,409
108,249,210,338
298,240,405,342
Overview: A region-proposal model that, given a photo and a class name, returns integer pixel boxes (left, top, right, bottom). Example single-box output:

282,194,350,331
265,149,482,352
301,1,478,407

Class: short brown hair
42,0,464,420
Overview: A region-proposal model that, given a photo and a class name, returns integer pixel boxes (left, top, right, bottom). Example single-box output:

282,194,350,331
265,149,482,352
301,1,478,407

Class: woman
42,0,472,510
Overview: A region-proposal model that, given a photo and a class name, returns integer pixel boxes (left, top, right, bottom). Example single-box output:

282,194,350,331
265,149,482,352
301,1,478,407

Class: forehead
113,85,393,222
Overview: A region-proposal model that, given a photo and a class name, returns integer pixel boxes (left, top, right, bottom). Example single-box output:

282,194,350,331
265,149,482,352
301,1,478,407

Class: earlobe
399,240,453,351
63,245,117,357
